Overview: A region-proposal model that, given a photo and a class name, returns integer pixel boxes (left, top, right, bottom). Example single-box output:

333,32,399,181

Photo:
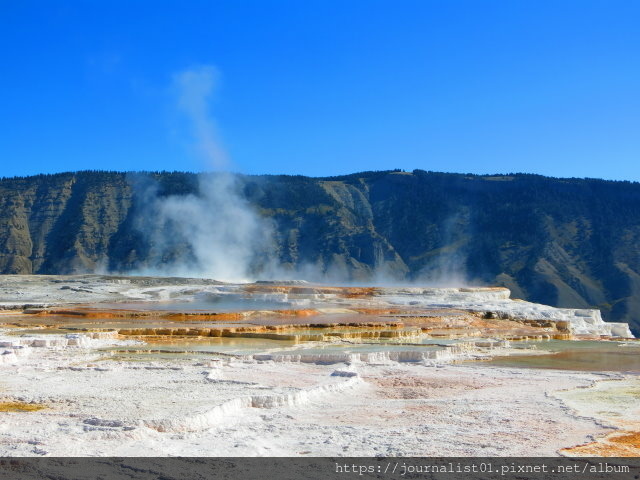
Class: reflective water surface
485,340,640,372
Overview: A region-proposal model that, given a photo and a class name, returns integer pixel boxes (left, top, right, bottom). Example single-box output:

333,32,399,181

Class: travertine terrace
0,275,638,456
0,274,633,338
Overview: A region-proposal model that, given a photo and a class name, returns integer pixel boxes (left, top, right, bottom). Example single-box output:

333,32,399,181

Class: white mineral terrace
0,275,638,456
0,275,633,337
1,327,638,456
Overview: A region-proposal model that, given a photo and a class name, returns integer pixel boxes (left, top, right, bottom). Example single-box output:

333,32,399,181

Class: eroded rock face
1,170,640,334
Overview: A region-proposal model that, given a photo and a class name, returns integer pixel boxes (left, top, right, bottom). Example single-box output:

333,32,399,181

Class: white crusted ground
0,329,625,457
0,275,634,456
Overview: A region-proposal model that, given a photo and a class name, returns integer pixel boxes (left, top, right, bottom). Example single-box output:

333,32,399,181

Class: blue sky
1,0,639,180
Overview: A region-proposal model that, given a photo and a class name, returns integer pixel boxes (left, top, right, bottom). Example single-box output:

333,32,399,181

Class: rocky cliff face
1,169,639,334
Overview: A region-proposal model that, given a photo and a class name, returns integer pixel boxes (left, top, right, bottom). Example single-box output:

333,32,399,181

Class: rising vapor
127,66,472,287
130,65,274,282
173,66,229,169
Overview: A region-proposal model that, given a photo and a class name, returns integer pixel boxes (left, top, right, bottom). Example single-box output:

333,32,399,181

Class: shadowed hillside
1,169,639,334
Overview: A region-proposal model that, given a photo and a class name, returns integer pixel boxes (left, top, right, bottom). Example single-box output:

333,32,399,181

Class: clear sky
2,0,639,180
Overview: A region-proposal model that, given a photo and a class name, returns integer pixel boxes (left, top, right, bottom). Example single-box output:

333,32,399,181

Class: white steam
414,211,471,287
173,66,229,169
132,66,273,282
127,65,472,287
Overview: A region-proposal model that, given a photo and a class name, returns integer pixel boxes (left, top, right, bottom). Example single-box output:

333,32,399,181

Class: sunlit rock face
2,170,640,336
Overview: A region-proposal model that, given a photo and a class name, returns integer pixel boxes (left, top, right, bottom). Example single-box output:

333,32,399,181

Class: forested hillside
1,169,639,333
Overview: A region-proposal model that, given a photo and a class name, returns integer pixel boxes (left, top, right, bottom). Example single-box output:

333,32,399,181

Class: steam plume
131,65,273,282
127,65,472,287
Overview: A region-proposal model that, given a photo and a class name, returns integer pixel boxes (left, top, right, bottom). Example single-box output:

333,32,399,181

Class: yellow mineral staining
240,285,380,297
560,430,640,457
557,377,640,457
612,431,640,448
0,401,47,412
6,284,575,343
8,304,574,342
115,324,424,344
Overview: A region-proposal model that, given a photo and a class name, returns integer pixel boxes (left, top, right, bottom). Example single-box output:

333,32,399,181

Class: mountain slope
0,169,638,334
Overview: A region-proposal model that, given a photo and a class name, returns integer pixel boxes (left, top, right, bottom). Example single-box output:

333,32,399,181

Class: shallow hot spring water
485,340,640,373
102,337,640,372
6,298,639,373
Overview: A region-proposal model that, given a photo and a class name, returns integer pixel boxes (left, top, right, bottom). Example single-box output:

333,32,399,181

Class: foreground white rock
1,327,637,457
0,275,636,456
